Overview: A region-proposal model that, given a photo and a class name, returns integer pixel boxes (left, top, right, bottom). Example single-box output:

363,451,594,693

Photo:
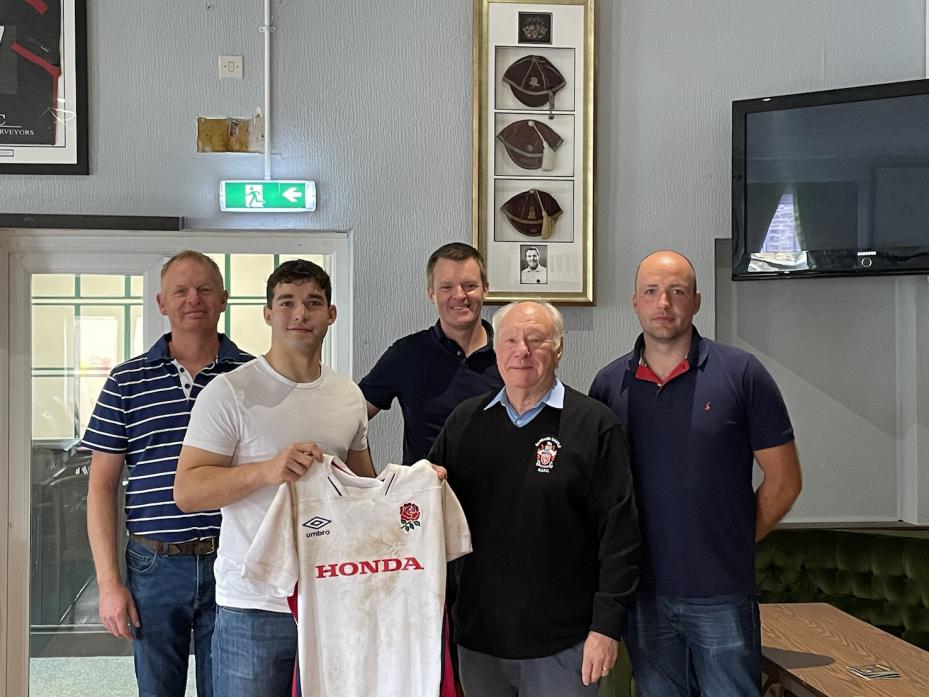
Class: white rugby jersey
243,457,471,697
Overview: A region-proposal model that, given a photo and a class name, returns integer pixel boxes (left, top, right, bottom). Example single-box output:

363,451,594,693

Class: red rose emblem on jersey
400,502,421,532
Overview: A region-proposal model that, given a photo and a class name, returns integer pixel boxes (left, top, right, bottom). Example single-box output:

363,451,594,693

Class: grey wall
2,1,926,518
716,240,929,523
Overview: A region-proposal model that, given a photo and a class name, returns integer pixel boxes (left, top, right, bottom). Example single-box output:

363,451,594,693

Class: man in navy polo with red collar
589,250,802,696
359,242,503,464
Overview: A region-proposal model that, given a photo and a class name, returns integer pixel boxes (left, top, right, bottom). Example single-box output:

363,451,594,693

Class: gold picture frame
472,0,595,304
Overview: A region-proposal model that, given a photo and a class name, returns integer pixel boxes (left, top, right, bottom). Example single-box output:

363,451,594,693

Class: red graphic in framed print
0,0,88,174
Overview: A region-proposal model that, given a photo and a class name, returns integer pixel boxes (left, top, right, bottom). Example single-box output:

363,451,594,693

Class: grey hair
491,300,565,347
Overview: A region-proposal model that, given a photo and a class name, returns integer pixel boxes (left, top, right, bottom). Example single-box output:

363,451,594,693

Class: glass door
6,251,165,697
3,234,350,696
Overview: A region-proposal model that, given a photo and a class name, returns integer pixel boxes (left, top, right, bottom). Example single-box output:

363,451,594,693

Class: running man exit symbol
245,185,264,208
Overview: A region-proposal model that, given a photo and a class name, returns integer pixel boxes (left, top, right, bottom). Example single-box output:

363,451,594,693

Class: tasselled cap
500,189,563,239
502,55,566,118
496,119,564,171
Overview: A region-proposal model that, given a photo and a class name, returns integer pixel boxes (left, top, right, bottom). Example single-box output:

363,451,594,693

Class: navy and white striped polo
81,333,253,543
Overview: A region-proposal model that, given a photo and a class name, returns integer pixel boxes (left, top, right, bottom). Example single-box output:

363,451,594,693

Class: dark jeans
212,605,297,697
458,641,598,697
624,594,761,697
125,540,216,697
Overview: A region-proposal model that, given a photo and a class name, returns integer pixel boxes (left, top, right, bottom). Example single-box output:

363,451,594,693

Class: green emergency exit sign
220,180,317,212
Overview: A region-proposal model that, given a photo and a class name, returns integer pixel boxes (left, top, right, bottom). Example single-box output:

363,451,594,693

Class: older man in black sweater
429,300,640,696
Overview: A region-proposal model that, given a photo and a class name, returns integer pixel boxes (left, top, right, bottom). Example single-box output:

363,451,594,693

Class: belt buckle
200,537,217,555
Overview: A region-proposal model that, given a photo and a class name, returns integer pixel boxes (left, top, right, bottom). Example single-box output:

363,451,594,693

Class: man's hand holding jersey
264,441,325,484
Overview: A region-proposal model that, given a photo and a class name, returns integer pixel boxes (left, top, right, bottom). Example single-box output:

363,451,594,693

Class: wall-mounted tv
732,79,929,280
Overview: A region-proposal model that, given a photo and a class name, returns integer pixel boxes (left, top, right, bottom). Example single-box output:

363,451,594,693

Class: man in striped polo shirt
83,250,252,697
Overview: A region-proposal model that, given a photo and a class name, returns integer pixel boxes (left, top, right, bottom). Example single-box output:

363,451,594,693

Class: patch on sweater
534,436,561,473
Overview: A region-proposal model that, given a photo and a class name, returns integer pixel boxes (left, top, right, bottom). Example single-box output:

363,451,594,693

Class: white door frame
0,228,353,696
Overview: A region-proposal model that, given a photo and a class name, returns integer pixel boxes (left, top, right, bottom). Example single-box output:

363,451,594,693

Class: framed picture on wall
472,0,595,304
0,0,88,174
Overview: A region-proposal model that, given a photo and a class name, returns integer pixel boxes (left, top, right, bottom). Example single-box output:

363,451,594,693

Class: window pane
33,376,76,440
33,274,76,297
279,253,329,272
77,309,124,369
230,254,274,297
32,306,76,369
228,305,269,357
130,276,143,297
80,275,126,297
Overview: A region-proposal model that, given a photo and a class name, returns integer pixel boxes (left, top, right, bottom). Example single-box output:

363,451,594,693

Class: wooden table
761,603,929,697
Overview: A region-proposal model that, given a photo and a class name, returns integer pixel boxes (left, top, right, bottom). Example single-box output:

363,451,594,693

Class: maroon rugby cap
500,189,563,239
496,119,564,171
502,55,566,115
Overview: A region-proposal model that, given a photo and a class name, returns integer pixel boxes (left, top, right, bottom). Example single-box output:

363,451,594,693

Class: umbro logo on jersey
303,516,332,537
315,556,424,579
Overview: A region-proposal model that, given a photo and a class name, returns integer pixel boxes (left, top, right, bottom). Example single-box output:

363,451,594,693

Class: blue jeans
624,594,761,697
212,605,297,697
125,540,216,697
458,641,598,697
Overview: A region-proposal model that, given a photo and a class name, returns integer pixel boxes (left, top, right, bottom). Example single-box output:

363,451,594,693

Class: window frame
0,228,353,695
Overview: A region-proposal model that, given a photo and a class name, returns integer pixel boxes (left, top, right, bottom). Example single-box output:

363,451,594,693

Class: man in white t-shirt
243,456,471,697
175,260,374,697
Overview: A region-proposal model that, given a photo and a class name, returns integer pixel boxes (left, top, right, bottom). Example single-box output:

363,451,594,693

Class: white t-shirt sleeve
443,481,472,562
182,376,240,456
242,482,298,593
350,392,369,452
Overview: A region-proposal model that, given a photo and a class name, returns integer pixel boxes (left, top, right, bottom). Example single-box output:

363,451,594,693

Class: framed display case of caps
472,0,594,304
0,0,88,174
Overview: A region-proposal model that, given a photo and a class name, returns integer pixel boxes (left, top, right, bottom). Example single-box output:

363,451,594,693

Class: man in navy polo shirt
589,250,802,696
359,242,503,464
84,251,252,697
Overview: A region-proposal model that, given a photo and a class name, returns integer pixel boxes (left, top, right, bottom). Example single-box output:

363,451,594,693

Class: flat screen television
732,79,929,279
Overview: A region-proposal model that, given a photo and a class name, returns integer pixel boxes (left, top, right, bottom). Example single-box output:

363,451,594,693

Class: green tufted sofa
598,528,929,697
755,528,929,650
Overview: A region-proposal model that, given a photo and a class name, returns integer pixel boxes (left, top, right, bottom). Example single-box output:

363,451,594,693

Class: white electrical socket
219,55,243,79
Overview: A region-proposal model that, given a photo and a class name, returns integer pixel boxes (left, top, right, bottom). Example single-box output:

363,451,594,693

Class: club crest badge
400,502,421,532
534,436,561,473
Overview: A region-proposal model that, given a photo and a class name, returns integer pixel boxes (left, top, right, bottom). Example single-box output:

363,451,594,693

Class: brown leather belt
130,533,218,556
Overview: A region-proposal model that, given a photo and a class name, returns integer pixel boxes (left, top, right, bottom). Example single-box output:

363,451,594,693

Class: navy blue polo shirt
589,328,794,596
359,320,503,464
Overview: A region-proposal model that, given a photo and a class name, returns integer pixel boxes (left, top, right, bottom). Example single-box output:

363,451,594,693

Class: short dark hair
426,242,488,288
266,259,332,306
